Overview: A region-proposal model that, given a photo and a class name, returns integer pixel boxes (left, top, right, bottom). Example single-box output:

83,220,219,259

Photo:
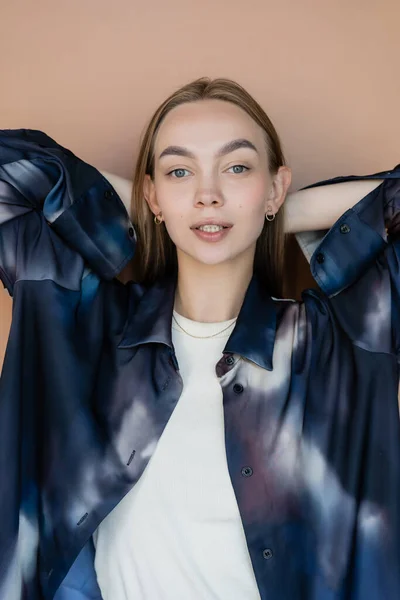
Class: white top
93,311,261,600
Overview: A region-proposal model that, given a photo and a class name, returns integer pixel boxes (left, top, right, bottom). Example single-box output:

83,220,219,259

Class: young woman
0,78,399,600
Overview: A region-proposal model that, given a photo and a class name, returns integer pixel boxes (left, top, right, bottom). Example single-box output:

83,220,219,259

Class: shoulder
272,290,330,322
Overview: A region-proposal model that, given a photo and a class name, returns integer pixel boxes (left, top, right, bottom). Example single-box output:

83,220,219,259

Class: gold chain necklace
172,313,237,339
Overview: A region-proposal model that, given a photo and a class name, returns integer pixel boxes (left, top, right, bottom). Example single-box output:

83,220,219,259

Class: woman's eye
228,165,249,174
168,168,190,178
167,165,249,177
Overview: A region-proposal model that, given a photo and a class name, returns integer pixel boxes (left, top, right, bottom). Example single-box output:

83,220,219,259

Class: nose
194,181,224,208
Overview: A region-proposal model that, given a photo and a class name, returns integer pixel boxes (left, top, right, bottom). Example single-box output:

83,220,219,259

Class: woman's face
144,99,291,268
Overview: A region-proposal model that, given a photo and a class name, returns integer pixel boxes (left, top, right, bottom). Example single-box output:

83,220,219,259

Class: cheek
234,184,267,242
154,180,188,217
163,205,187,235
236,195,267,225
155,188,190,248
160,203,189,247
232,177,267,213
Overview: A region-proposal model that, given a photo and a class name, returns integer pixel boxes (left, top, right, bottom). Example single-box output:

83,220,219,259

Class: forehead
154,99,266,153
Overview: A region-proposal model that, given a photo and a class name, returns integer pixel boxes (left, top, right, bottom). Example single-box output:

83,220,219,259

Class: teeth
198,225,224,232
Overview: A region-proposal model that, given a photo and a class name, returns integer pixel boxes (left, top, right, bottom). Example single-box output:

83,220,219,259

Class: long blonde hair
131,77,287,297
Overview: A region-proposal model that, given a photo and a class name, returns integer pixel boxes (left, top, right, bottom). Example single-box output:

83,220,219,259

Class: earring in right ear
265,206,276,222
154,212,163,225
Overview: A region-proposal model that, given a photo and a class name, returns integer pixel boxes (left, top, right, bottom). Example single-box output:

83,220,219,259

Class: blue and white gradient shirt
0,129,399,600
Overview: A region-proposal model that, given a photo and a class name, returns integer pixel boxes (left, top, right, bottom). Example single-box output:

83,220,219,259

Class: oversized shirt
0,129,399,600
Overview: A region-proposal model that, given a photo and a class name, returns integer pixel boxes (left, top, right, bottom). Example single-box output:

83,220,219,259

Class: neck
174,251,254,323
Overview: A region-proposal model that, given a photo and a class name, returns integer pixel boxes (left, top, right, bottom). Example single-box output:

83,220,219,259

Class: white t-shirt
93,311,261,600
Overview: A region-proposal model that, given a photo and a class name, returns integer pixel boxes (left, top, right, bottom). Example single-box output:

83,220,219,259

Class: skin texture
143,99,291,322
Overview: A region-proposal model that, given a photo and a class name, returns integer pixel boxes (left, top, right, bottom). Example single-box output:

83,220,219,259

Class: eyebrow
158,138,259,161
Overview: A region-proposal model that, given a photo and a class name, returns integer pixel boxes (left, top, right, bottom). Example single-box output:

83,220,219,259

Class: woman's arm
284,179,384,234
0,132,135,295
101,171,384,236
100,169,387,240
101,170,133,213
100,171,135,282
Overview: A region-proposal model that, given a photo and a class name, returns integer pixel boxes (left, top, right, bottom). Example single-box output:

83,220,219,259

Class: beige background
1,0,399,369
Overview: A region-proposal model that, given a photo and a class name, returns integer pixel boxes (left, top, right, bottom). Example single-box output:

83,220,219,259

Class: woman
0,78,399,600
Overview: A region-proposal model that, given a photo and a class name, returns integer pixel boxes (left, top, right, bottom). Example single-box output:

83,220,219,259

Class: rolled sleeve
295,164,400,356
51,175,136,281
0,129,136,293
295,165,400,297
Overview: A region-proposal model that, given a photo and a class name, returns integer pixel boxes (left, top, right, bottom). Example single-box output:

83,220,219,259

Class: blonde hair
131,77,287,297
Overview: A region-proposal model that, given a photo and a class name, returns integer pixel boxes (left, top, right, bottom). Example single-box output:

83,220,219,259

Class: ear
267,166,292,212
143,174,161,216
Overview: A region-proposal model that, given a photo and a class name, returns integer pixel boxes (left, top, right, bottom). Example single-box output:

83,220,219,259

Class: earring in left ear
154,212,163,225
265,205,276,222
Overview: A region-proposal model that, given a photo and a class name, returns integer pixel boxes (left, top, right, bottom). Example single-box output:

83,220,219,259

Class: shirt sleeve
295,164,400,357
0,129,136,295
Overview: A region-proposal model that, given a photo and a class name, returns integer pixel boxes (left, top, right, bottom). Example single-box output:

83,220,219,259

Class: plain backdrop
1,0,399,368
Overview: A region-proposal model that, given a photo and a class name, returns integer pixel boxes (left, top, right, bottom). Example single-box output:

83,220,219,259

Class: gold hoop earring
154,212,163,225
266,206,276,222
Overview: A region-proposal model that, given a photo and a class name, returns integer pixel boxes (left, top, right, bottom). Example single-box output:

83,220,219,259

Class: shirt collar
118,274,277,371
223,276,277,371
118,275,176,350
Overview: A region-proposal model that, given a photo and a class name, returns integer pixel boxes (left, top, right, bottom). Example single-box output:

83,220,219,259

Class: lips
190,220,233,243
190,219,233,230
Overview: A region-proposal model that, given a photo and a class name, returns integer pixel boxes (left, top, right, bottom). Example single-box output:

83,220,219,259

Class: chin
188,249,243,267
196,258,231,267
176,239,255,269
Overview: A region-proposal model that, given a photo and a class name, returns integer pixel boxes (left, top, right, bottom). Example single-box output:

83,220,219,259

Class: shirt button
241,466,253,477
233,383,244,394
316,252,325,264
128,227,135,238
104,189,113,199
225,355,235,366
263,548,273,560
340,223,351,234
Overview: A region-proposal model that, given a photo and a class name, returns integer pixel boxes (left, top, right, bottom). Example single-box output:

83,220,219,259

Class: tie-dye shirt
0,129,399,600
